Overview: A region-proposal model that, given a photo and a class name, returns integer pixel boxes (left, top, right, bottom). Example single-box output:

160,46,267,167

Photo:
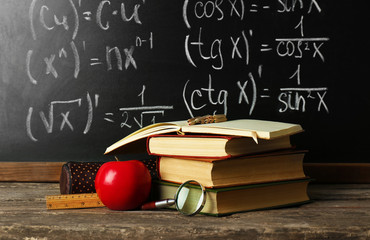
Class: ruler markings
46,193,105,210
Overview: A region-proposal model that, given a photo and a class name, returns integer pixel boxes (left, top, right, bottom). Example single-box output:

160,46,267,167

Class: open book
104,119,303,155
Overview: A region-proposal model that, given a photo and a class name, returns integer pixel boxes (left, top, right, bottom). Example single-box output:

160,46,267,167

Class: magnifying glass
141,180,206,216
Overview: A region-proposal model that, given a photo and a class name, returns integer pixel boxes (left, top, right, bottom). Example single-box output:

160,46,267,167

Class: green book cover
150,178,312,217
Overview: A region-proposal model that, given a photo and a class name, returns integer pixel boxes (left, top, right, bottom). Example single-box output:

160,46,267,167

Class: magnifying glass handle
141,199,175,210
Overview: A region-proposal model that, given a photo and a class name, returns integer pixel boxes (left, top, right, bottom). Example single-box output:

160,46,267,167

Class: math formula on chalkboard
0,0,368,162
25,0,329,140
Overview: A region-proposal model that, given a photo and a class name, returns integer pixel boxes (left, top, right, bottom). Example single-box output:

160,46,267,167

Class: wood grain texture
1,162,370,183
0,162,64,182
0,183,369,239
304,163,370,183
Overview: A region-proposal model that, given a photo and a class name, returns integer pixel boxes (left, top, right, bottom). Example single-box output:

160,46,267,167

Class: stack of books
105,119,311,216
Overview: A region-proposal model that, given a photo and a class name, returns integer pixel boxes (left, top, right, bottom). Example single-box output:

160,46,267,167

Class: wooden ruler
46,193,105,210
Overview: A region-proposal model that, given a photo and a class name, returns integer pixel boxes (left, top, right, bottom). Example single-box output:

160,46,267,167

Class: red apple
95,160,151,210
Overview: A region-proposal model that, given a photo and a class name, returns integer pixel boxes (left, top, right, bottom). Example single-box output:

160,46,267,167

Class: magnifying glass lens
175,180,206,216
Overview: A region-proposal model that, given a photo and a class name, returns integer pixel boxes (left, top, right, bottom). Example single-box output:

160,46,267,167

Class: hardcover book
151,178,311,216
147,134,292,159
157,150,306,188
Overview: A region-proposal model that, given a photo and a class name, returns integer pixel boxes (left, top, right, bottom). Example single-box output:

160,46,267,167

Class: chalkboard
0,0,369,163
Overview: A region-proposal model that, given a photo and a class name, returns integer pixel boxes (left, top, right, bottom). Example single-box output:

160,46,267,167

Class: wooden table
1,182,369,239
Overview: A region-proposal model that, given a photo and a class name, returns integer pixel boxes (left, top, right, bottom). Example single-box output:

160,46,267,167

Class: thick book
158,150,306,188
105,119,303,155
151,178,311,216
147,134,292,159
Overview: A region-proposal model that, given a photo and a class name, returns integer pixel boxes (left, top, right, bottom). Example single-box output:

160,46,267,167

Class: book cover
147,134,292,159
150,178,312,216
157,150,307,188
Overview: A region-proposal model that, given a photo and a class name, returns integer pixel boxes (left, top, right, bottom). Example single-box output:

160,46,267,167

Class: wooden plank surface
0,162,64,182
304,163,370,183
1,162,370,183
0,182,369,239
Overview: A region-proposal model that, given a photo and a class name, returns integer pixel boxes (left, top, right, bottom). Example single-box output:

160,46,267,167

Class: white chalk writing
24,0,330,143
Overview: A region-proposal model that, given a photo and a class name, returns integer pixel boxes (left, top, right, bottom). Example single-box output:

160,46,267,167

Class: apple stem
114,156,120,161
